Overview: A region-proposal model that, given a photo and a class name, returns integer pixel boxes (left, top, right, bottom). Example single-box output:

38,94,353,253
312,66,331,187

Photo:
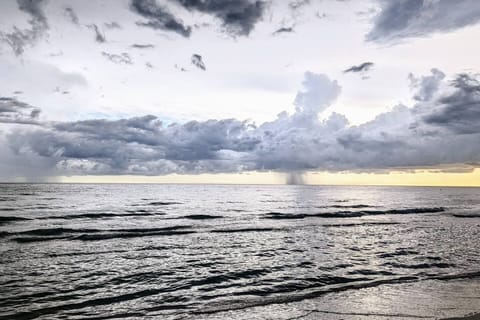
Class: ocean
0,183,479,320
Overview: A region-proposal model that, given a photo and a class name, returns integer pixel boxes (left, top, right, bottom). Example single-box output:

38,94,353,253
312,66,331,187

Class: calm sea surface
1,184,479,319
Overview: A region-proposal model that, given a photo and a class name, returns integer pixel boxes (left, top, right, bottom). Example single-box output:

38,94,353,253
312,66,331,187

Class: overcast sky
1,0,480,183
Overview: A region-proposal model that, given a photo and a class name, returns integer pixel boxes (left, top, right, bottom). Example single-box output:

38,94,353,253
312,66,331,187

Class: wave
194,275,419,315
263,207,445,220
9,226,195,243
0,288,194,320
451,213,480,218
74,230,196,241
383,262,456,269
323,222,401,227
226,209,248,212
0,216,30,225
318,204,376,209
210,228,279,233
147,201,182,206
0,197,17,202
0,266,281,319
347,269,396,276
377,249,419,258
38,211,161,220
433,271,480,281
176,214,223,220
18,227,100,236
190,268,480,316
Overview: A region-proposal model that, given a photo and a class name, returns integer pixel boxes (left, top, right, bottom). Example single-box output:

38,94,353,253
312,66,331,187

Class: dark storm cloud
173,0,267,36
191,54,206,70
130,0,192,37
0,96,41,125
423,73,480,134
344,62,374,73
88,24,106,43
1,0,49,56
131,43,155,49
64,7,79,25
8,116,259,175
4,71,480,176
101,52,133,65
367,0,480,43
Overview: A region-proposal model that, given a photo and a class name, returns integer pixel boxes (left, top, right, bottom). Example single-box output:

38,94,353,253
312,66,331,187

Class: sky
1,0,480,185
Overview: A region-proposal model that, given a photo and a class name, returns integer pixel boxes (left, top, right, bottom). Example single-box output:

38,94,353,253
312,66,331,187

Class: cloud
272,27,294,36
131,43,155,49
64,7,79,25
16,0,47,25
423,73,480,134
88,24,106,43
0,60,88,96
173,0,267,36
293,72,341,115
1,0,49,56
8,116,259,175
288,0,311,11
367,0,480,43
191,54,206,70
3,70,480,178
344,62,374,73
130,0,192,37
104,22,122,29
101,52,133,65
408,68,445,101
0,96,41,125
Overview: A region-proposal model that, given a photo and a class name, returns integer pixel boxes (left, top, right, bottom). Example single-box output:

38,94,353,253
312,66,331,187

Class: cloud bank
2,70,480,177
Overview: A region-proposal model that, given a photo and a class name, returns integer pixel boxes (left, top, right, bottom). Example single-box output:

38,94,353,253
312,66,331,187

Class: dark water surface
1,184,479,319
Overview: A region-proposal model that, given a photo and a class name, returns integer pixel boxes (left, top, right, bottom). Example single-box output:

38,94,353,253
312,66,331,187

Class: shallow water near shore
1,183,479,319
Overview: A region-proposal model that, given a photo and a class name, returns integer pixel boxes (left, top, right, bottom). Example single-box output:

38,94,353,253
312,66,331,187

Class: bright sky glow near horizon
1,0,480,185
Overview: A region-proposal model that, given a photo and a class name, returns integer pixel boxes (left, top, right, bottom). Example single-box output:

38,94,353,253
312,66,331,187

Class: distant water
1,184,479,320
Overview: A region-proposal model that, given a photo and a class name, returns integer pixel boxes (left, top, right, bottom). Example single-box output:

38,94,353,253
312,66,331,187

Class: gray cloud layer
367,0,480,42
3,70,480,177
